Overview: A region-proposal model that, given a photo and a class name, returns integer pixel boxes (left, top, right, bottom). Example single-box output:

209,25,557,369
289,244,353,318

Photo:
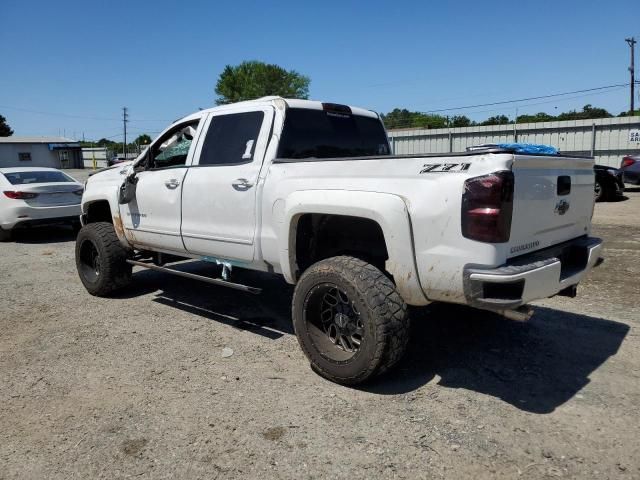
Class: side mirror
118,172,138,204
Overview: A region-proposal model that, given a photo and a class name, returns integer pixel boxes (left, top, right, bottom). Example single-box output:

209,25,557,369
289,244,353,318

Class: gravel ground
1,173,639,479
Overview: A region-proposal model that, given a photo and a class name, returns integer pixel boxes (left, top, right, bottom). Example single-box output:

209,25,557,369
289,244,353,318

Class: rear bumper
463,236,603,311
1,204,81,230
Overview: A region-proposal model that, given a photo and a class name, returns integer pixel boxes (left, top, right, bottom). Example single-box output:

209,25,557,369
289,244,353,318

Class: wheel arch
279,190,428,305
82,197,131,248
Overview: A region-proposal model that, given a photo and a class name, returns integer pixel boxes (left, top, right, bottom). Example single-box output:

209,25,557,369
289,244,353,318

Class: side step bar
126,259,262,295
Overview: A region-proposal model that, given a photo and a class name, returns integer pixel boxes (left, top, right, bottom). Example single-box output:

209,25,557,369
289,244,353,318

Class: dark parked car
620,154,640,185
594,164,625,201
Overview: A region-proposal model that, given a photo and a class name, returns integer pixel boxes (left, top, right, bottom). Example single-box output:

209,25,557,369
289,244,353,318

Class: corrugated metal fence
388,116,640,167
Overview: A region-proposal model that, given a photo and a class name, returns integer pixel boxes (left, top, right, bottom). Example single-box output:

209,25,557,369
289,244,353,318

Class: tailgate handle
557,176,571,196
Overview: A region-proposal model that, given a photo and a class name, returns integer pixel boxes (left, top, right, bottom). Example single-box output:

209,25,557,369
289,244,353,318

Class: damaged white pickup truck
76,97,603,384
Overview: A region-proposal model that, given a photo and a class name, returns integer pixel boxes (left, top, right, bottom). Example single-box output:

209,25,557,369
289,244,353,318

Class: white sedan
0,167,84,241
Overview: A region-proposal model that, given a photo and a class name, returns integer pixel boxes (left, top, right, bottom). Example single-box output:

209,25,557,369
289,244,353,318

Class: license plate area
558,244,589,280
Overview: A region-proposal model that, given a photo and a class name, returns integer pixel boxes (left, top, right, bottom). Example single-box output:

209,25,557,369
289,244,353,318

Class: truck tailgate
508,154,594,257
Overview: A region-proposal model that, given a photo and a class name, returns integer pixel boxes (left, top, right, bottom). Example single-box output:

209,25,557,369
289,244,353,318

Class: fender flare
82,194,133,249
279,190,428,305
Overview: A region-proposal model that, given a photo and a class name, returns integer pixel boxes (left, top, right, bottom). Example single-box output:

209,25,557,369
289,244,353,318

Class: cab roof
179,97,380,123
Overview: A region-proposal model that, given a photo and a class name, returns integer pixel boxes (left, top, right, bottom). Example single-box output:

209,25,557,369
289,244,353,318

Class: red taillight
3,191,39,200
621,156,636,168
461,171,514,243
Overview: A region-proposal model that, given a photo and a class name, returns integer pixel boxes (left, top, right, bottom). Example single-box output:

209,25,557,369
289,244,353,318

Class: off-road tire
75,222,132,296
292,256,410,385
0,227,12,242
594,180,605,202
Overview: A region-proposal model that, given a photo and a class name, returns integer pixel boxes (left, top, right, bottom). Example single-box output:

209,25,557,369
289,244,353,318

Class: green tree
381,108,448,129
516,112,556,123
214,61,310,105
0,114,13,136
450,115,472,127
96,138,117,147
480,115,511,126
134,134,152,146
557,104,612,121
618,110,640,117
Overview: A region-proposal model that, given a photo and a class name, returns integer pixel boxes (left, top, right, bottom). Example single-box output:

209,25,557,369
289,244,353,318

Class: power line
384,86,630,129
0,104,173,123
418,83,632,114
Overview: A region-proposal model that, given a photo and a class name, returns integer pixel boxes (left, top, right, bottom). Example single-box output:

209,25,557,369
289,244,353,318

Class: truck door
180,107,274,261
120,119,202,252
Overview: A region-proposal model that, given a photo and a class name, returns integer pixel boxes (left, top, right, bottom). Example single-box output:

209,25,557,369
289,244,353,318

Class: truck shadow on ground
10,225,77,244
366,303,629,414
118,264,295,340
118,263,629,414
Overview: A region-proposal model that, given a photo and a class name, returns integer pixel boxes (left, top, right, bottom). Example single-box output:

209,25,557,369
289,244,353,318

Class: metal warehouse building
0,137,83,169
388,116,640,167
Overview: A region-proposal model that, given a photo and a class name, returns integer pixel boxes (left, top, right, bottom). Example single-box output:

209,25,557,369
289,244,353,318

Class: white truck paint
80,97,602,310
76,97,603,383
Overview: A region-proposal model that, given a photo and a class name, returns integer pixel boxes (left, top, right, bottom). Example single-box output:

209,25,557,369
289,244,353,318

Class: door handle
231,178,254,191
164,179,180,189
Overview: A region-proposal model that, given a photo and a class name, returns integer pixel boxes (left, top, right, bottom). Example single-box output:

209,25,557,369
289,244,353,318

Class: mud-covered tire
292,256,410,385
75,222,132,296
0,227,12,242
594,180,604,202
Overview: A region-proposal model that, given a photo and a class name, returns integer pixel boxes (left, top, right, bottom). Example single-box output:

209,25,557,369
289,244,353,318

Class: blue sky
1,0,638,139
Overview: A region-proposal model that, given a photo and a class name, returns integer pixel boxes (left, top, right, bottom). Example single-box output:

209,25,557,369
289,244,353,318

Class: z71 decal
419,163,471,174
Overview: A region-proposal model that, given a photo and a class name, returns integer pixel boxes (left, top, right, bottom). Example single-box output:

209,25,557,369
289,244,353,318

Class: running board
126,259,262,294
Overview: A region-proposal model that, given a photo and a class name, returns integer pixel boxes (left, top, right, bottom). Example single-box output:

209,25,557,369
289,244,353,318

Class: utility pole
122,107,129,157
626,37,636,114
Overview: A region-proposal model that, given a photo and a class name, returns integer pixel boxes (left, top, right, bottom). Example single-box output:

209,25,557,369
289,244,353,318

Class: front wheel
75,222,132,296
292,256,410,385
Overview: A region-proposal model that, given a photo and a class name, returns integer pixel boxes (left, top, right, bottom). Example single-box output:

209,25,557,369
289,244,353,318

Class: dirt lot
1,173,639,479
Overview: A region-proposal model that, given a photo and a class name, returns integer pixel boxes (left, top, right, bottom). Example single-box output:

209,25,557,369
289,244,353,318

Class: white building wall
0,144,61,168
388,116,640,167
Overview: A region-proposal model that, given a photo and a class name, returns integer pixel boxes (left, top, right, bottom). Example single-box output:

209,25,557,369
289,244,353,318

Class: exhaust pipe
501,305,534,322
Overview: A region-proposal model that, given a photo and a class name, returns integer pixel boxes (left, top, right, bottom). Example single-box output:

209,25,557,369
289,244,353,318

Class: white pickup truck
76,97,603,384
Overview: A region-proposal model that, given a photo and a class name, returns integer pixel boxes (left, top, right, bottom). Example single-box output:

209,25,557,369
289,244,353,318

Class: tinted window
199,112,265,166
277,108,390,159
3,171,74,185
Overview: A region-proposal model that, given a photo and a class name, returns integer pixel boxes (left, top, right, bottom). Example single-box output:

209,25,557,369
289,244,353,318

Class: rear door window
277,108,390,159
199,111,265,166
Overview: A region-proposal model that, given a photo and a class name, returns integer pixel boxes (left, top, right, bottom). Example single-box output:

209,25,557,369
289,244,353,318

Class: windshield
277,108,390,159
2,171,75,185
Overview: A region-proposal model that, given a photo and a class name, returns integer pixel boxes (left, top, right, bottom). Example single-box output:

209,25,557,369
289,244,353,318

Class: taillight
461,171,514,243
73,189,84,196
3,191,39,200
621,156,636,168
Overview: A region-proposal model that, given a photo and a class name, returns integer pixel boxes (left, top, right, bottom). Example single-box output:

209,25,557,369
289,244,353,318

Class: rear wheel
292,256,410,385
594,180,605,202
75,222,132,296
0,227,12,242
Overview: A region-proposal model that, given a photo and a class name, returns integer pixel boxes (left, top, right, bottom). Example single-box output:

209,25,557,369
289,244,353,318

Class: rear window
2,171,74,185
277,108,390,159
